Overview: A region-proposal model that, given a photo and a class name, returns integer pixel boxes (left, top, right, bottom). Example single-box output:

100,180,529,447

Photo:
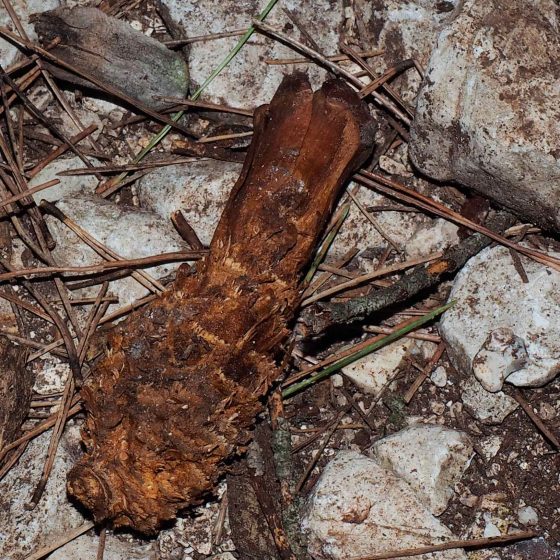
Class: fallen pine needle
23,521,95,560
348,530,538,560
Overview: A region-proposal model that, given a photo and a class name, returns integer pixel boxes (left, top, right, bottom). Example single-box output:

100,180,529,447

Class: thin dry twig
265,49,384,65
96,527,107,560
0,399,81,463
152,95,250,117
364,325,441,343
347,189,401,252
27,125,98,178
0,178,59,207
28,376,75,508
171,210,205,250
56,158,199,176
357,170,560,271
164,28,246,46
295,407,350,493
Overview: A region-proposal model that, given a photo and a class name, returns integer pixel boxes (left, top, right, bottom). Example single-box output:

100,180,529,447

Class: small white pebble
430,366,447,388
518,505,539,526
430,401,445,415
331,373,344,388
483,513,501,537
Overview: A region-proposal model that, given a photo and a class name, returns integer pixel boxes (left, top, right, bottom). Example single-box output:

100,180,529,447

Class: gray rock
460,376,518,425
441,245,560,389
137,159,242,246
372,424,473,515
47,194,189,310
0,426,85,559
0,0,60,69
360,0,461,104
341,338,425,395
29,156,99,204
302,450,466,560
409,0,560,231
161,0,341,108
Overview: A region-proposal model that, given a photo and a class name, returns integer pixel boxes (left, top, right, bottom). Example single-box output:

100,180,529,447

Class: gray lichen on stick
67,73,375,533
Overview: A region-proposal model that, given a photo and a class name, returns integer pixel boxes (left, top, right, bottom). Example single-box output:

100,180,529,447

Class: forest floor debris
0,1,558,559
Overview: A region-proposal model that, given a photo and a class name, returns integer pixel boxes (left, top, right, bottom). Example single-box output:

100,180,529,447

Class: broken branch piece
67,73,375,533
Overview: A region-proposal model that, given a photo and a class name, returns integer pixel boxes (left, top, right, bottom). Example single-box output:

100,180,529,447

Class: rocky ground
0,1,558,559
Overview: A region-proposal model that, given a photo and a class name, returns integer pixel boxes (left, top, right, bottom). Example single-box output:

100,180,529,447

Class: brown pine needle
357,170,560,272
349,530,537,560
0,178,59,207
0,251,204,282
23,521,95,560
265,49,384,65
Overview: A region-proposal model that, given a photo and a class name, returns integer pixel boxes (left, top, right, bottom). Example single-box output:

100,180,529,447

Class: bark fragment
0,219,30,454
67,73,375,533
0,338,29,452
32,7,189,110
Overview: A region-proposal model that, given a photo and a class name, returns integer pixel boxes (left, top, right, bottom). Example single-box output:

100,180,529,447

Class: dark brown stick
304,211,516,333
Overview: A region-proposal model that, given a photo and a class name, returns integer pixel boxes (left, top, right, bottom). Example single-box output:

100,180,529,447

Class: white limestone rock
472,328,528,393
29,156,100,204
431,365,448,388
460,377,518,425
341,338,422,395
517,505,539,527
372,424,473,515
32,356,69,395
478,435,502,462
47,194,189,310
0,425,85,559
409,0,560,232
161,0,341,108
405,218,460,260
360,0,461,104
0,0,60,69
440,245,560,389
302,450,466,560
136,159,241,246
49,533,154,560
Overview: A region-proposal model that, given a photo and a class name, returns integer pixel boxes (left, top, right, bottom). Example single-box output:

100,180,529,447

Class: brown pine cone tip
67,72,376,534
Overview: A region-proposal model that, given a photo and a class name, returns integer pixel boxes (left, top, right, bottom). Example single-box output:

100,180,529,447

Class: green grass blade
282,300,455,399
